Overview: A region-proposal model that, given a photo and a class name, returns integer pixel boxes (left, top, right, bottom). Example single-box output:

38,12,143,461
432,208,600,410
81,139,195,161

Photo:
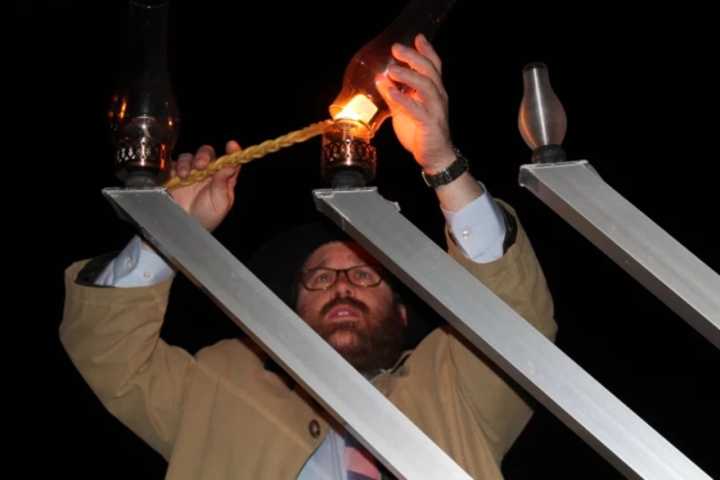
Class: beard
315,296,406,375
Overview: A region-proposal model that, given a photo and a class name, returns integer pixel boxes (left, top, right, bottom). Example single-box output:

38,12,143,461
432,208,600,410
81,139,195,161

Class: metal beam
314,187,711,480
103,187,472,480
519,160,720,349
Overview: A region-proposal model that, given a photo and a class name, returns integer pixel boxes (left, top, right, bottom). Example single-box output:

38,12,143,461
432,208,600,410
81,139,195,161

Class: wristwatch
421,148,469,188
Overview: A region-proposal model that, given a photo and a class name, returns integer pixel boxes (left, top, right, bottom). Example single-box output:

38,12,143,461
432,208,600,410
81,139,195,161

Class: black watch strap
421,149,469,188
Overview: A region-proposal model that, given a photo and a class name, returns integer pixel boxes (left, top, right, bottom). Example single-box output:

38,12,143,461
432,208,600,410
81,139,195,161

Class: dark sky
16,1,718,478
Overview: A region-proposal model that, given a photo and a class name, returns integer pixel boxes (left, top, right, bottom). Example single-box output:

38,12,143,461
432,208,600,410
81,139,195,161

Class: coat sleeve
444,200,557,460
59,259,195,459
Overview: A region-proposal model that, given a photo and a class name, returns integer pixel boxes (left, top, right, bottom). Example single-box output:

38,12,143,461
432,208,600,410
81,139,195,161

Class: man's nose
332,270,355,295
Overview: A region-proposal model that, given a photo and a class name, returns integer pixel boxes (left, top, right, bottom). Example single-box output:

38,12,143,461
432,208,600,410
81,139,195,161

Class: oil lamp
322,0,456,187
108,0,180,187
518,62,567,163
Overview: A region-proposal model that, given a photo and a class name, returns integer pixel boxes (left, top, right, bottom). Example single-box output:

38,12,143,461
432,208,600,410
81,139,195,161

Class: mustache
320,296,370,317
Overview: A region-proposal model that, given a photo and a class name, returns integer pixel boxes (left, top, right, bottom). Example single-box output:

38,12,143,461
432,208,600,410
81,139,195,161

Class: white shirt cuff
442,188,506,263
95,235,175,287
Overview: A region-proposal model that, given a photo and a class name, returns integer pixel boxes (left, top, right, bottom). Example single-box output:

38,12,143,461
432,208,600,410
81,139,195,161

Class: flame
118,97,127,120
333,94,378,125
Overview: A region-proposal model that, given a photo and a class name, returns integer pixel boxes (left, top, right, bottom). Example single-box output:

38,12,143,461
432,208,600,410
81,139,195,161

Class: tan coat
60,209,556,479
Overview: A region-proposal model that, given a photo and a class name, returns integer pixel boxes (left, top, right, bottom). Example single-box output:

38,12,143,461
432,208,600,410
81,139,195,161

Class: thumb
227,165,241,192
225,139,242,154
211,165,239,192
208,165,240,210
375,74,399,113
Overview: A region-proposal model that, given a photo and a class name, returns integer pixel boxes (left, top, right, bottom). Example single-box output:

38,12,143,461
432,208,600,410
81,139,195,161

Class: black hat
246,218,351,309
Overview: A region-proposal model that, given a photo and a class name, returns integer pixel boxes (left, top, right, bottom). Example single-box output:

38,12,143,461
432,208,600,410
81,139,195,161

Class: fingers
415,34,442,74
193,145,215,171
173,140,241,181
384,35,448,119
387,64,443,103
174,152,193,179
172,145,213,179
390,36,444,96
385,65,447,121
375,74,429,123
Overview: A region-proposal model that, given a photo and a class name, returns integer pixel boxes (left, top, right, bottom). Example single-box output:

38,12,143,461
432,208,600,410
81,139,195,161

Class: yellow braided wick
164,120,333,190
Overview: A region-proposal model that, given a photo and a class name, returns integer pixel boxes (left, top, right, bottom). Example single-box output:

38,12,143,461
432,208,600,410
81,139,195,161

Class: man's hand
375,34,483,211
169,141,241,231
375,33,456,174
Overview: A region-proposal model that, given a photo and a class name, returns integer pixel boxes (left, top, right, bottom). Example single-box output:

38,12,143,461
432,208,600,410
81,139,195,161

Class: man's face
296,241,407,373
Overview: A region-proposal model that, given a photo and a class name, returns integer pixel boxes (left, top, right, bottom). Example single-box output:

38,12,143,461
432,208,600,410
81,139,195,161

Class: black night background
13,1,718,478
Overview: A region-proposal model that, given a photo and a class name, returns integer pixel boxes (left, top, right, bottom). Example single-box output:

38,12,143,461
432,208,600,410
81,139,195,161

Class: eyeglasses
300,265,383,291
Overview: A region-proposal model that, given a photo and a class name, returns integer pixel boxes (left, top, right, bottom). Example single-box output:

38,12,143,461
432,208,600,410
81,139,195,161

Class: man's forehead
304,241,378,268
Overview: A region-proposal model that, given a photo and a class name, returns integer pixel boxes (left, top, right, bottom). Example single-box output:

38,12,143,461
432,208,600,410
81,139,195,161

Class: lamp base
321,120,376,187
532,144,567,164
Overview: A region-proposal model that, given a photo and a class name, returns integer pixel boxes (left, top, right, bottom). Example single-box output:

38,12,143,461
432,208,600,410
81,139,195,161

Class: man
61,35,556,479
